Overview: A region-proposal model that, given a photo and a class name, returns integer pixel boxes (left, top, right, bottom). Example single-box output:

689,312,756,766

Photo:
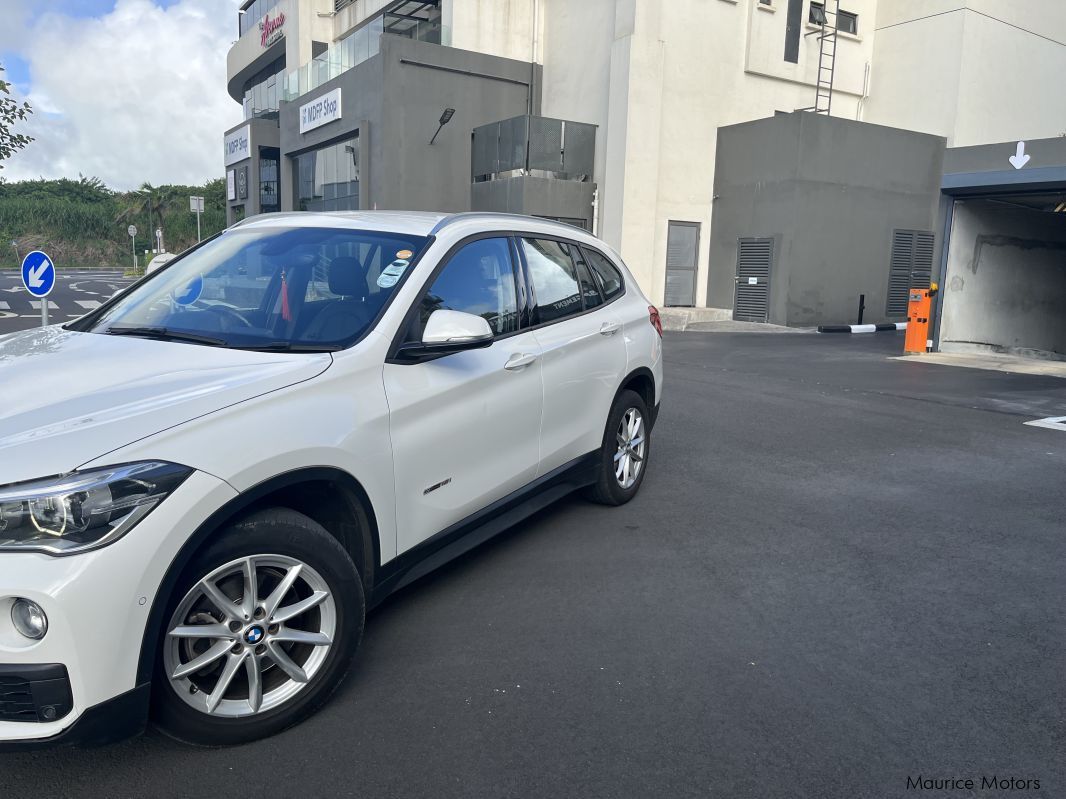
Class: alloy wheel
163,554,337,718
614,407,646,490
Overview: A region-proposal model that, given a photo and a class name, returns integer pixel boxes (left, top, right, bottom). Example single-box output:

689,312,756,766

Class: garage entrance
939,194,1066,360
934,137,1066,368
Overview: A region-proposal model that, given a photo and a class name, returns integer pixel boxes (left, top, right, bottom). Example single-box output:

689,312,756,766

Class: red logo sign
260,11,286,48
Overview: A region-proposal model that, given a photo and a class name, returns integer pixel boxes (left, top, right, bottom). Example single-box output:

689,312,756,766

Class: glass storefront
294,136,360,212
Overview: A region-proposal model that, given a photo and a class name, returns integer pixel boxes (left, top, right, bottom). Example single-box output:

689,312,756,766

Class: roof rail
428,211,549,236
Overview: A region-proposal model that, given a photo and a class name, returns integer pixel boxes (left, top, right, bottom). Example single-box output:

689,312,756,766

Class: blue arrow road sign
21,251,56,298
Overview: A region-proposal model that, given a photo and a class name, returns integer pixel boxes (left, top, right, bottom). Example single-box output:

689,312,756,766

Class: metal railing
472,116,596,182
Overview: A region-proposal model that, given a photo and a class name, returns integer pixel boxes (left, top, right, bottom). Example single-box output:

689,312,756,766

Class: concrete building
224,0,1066,322
707,112,945,328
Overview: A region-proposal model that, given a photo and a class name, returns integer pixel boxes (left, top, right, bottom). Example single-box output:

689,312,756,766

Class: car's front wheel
584,388,651,505
153,508,364,746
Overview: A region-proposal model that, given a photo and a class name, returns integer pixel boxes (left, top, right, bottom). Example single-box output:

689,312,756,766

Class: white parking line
30,301,59,310
1024,416,1066,432
0,301,8,310
75,300,101,309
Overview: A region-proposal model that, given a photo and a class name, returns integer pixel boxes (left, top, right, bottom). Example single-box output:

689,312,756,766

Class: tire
584,388,651,506
152,508,365,746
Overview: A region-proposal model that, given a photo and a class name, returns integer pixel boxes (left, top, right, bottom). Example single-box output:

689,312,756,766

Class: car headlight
0,462,191,556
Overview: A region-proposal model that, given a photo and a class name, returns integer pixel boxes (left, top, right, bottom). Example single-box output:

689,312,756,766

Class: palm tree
116,183,178,251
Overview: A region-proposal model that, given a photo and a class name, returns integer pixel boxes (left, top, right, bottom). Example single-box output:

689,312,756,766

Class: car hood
0,328,332,485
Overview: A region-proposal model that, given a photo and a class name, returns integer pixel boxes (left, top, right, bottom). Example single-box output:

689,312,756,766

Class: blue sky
0,0,243,188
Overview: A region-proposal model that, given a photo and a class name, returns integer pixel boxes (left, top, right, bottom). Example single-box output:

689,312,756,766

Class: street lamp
429,107,455,145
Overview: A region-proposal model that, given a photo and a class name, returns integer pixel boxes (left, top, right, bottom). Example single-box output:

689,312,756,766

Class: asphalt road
0,269,136,334
2,330,1064,798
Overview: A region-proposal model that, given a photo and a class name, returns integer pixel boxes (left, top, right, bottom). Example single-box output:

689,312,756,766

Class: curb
817,323,908,334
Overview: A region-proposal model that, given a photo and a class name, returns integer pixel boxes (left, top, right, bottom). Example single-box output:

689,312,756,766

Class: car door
383,235,544,555
518,236,628,475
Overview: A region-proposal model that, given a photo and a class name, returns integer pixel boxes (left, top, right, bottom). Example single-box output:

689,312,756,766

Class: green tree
0,64,33,170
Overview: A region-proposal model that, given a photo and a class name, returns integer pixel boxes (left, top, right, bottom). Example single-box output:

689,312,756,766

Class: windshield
70,227,429,351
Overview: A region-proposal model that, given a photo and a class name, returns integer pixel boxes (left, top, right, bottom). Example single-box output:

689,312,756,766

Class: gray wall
471,175,595,227
708,113,945,326
225,117,281,225
278,53,384,211
278,36,537,214
378,37,539,212
940,199,1066,359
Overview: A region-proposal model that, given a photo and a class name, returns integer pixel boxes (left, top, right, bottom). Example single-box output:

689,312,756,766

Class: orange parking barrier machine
904,282,938,354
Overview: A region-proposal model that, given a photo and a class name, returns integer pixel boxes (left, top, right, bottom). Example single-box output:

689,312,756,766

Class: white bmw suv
0,212,662,748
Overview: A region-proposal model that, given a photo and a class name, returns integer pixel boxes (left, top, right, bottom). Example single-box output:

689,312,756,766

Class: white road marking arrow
1009,141,1031,170
28,260,52,288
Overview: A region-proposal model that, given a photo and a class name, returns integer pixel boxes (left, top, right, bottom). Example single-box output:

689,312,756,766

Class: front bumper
0,470,238,746
0,684,149,751
0,664,73,724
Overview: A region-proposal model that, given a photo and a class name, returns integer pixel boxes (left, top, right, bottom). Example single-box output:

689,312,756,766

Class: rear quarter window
582,247,625,301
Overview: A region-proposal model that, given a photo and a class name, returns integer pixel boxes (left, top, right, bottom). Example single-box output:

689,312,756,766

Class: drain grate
1024,416,1066,432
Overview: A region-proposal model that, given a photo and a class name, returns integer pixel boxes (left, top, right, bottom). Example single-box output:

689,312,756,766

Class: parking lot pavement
3,331,1064,798
0,269,135,334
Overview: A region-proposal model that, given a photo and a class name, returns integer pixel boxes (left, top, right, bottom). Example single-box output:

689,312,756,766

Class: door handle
599,321,621,336
504,352,538,370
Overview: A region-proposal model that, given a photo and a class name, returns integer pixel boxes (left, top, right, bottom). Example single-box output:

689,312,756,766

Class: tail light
649,305,663,337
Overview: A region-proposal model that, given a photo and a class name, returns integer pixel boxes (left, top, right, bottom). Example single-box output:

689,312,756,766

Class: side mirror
396,310,493,361
422,309,493,345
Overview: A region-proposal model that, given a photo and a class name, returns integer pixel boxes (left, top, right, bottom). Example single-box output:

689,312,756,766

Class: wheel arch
615,367,657,426
136,467,380,686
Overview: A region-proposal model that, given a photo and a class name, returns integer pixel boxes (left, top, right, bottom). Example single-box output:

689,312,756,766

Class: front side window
71,227,428,351
521,238,583,324
418,237,519,337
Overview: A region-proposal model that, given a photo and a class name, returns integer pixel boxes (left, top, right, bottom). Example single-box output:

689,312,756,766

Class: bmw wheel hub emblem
245,625,265,644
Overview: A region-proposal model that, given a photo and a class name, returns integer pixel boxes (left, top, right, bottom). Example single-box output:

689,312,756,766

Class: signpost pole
191,196,203,242
128,225,138,274
41,297,48,327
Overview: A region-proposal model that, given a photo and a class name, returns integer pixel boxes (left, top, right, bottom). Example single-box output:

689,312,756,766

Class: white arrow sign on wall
1009,141,1031,170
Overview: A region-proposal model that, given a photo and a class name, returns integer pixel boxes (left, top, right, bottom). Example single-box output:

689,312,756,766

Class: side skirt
370,452,599,607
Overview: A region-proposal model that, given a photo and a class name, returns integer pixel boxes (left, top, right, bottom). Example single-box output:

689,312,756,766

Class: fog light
11,598,48,640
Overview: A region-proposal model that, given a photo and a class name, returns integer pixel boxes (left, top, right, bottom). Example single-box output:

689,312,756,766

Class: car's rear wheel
153,508,364,746
584,388,651,505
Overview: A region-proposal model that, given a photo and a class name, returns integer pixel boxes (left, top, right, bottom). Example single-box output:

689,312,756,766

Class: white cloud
0,0,31,52
3,0,244,189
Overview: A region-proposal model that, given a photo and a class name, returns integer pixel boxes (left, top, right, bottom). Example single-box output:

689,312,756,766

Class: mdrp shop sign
300,89,343,135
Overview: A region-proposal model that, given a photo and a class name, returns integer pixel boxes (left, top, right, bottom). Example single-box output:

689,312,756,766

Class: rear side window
582,247,625,301
571,248,604,309
521,238,583,324
419,237,519,336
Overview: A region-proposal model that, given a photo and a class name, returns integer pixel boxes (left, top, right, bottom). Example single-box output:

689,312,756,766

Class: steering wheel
201,304,254,331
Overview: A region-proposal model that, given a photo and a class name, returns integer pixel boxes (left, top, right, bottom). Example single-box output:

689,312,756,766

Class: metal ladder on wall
805,0,839,115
